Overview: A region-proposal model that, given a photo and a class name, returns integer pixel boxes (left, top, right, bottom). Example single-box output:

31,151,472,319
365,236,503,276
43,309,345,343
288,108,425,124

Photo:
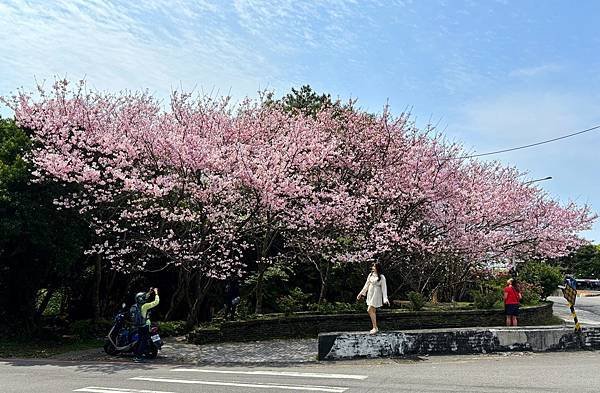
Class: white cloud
0,0,397,112
0,0,284,105
230,0,367,55
509,63,562,78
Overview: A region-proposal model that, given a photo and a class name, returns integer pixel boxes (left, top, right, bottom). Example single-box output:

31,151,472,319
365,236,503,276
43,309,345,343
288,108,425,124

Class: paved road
549,295,600,325
3,351,600,393
3,296,600,392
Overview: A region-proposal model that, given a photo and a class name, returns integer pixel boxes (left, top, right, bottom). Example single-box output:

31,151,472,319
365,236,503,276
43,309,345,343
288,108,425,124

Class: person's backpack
129,304,146,327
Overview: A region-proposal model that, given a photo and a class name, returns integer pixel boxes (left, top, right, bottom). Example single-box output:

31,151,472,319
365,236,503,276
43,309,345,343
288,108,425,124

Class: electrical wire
460,124,600,159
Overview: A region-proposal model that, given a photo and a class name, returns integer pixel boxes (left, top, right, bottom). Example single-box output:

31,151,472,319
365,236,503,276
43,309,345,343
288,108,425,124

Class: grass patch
0,337,102,358
534,315,567,326
421,302,477,311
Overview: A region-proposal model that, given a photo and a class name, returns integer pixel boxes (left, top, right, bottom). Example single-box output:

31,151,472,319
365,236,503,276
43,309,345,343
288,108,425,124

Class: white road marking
130,376,348,392
171,368,368,380
74,388,176,393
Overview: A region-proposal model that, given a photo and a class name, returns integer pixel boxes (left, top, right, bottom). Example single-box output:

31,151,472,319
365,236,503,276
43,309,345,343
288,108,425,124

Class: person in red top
503,278,522,326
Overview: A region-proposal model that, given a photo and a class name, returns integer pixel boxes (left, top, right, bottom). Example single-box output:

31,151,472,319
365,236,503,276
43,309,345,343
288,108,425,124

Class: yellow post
562,282,581,332
568,302,581,332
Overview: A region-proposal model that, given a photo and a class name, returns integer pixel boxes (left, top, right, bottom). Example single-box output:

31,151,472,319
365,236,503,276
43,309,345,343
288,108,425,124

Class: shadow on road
0,357,158,374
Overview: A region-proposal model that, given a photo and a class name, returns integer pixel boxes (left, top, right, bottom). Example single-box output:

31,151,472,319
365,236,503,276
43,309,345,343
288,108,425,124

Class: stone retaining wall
318,326,600,360
187,302,553,344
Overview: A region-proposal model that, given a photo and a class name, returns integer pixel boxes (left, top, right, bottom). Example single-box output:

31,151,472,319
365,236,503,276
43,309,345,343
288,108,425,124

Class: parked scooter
103,303,162,359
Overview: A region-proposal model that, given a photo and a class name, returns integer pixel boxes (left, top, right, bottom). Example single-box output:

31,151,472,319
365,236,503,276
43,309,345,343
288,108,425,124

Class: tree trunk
186,274,213,329
318,280,327,305
92,253,102,321
60,288,70,315
185,271,195,311
254,263,266,314
102,269,118,316
431,287,439,304
166,268,187,320
254,220,276,315
317,260,331,305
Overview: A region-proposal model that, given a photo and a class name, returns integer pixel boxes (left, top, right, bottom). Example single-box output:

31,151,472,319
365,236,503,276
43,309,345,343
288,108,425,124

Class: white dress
360,273,388,309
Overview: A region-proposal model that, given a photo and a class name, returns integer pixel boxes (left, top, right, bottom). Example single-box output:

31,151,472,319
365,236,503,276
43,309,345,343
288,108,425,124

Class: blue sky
1,0,599,241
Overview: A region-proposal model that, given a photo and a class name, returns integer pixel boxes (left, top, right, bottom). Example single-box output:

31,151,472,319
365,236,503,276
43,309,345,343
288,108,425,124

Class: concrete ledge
318,326,600,360
189,303,553,344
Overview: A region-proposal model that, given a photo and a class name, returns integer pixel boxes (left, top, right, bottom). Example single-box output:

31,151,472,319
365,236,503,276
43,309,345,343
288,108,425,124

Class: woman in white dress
356,262,389,334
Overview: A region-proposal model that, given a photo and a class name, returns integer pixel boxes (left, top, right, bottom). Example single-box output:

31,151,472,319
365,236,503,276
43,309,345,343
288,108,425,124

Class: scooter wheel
103,341,119,355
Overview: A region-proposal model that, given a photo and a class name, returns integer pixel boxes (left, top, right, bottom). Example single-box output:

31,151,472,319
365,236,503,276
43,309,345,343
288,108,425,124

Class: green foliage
243,261,297,313
0,118,30,202
407,291,426,311
307,301,365,314
278,288,312,315
558,244,600,278
471,286,502,309
0,117,90,327
156,320,188,337
518,281,542,305
281,85,334,118
233,297,254,320
36,289,66,316
326,261,369,305
70,319,112,339
519,261,563,299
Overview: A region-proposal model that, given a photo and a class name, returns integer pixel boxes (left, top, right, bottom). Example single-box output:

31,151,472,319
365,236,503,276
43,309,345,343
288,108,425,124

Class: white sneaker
369,328,379,334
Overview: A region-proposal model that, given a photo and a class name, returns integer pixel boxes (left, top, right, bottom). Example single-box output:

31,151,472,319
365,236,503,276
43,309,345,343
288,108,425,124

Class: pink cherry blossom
2,80,594,292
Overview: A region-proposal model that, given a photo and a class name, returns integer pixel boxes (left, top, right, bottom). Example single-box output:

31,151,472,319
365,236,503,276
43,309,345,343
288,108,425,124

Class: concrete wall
188,302,553,344
318,326,600,360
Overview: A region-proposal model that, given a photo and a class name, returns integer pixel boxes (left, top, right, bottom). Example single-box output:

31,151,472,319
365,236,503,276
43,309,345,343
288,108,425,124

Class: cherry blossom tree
3,79,594,316
4,82,251,323
288,104,594,297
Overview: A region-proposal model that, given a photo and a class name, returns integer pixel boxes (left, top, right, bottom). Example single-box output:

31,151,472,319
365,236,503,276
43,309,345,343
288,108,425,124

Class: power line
460,124,600,159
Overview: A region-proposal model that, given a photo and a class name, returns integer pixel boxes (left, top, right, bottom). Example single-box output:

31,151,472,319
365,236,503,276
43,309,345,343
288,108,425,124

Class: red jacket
503,285,521,305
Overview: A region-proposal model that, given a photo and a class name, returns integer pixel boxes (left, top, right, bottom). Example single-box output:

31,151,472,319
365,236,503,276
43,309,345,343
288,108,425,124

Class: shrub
242,262,295,313
518,281,543,305
519,262,563,299
70,319,112,339
156,320,188,337
471,286,502,309
307,301,365,314
407,291,426,311
36,289,67,317
234,298,254,320
278,288,312,315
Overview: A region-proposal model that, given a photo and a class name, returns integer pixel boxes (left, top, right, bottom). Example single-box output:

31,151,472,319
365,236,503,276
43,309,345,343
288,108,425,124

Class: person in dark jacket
224,278,240,320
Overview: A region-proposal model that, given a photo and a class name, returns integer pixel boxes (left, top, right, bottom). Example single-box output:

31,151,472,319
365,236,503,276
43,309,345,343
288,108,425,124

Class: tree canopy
0,81,595,327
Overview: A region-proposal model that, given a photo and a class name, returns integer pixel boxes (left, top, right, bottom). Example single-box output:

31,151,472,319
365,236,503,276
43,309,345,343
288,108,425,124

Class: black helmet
135,292,147,305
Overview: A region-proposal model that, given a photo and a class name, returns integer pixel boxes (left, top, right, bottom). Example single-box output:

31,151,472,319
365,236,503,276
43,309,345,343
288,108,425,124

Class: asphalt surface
3,351,600,393
548,294,600,325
